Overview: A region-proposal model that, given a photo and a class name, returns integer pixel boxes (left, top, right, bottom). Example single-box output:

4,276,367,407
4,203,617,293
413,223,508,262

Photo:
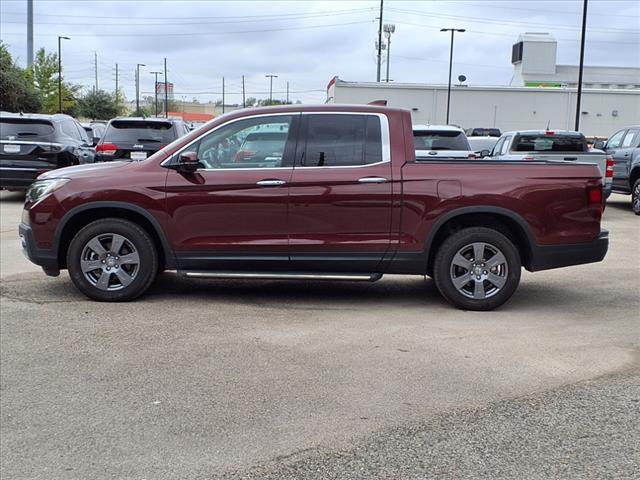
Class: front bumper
528,229,609,272
18,223,60,276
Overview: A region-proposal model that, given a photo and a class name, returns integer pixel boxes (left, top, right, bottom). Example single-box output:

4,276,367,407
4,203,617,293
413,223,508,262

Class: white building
327,32,640,137
510,33,640,90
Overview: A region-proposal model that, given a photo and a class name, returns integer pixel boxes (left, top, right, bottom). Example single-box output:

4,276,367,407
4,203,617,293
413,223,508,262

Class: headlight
26,178,70,205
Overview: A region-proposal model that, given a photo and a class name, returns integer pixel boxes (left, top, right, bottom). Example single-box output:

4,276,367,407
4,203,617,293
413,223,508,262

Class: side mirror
593,140,605,150
479,149,491,158
176,151,199,173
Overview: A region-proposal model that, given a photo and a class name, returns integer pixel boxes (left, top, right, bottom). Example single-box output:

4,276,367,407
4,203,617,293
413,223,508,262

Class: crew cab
489,130,612,198
19,105,608,311
595,126,640,215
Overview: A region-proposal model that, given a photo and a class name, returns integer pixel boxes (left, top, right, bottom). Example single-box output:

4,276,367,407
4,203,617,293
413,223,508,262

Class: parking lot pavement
1,191,638,479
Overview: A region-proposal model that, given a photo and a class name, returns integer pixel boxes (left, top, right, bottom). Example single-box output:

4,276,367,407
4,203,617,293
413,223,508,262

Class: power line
0,19,374,37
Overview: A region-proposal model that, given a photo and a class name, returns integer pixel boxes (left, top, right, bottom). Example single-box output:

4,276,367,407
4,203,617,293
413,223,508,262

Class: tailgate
0,140,64,170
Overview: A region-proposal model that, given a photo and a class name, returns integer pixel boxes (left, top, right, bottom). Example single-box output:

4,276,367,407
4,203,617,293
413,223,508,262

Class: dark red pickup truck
19,105,608,310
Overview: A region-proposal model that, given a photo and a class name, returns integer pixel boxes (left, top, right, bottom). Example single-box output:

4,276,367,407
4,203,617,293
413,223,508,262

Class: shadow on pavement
0,191,26,203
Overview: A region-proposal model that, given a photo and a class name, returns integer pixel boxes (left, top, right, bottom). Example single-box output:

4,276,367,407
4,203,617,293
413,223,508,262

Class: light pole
575,0,588,131
383,24,395,83
57,36,70,113
150,71,162,117
441,28,465,125
265,74,278,104
136,63,145,116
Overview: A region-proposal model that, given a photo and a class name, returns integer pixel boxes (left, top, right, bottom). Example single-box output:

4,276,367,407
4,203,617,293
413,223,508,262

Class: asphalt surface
1,190,639,479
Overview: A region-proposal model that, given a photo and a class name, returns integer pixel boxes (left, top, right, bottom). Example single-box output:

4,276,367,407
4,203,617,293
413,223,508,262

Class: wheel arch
425,206,536,275
54,202,175,271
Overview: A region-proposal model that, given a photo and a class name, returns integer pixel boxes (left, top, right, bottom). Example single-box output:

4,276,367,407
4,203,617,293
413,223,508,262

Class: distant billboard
155,82,174,97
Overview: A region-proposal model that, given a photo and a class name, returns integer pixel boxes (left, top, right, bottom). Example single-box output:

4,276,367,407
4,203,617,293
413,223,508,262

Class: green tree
28,47,79,114
0,42,41,112
76,89,122,120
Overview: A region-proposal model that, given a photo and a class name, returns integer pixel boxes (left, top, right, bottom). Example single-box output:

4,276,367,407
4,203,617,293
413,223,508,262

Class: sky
1,0,638,105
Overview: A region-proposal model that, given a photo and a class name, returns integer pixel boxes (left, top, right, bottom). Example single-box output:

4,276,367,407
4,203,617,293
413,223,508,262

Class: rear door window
513,134,586,152
301,114,382,167
103,120,176,144
622,129,639,148
413,130,470,151
0,119,55,140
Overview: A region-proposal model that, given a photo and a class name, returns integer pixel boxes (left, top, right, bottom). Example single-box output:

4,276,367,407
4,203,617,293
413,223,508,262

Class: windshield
468,137,499,152
0,119,55,141
413,130,470,151
512,134,586,152
103,120,176,143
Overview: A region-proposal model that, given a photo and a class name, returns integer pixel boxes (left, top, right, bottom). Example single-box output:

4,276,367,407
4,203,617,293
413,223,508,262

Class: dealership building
327,33,640,136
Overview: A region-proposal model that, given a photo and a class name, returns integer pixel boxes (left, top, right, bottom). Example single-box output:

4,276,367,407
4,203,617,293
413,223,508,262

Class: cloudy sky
1,0,638,105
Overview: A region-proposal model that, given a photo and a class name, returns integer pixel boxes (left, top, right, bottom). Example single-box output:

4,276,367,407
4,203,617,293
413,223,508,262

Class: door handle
358,176,388,184
256,179,286,187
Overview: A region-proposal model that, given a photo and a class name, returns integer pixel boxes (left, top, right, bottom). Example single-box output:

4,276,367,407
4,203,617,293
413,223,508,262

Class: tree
28,47,80,114
244,97,257,107
0,42,41,112
76,89,122,120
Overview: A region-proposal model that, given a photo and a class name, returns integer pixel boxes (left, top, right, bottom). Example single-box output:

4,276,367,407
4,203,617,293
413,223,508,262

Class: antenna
546,119,551,130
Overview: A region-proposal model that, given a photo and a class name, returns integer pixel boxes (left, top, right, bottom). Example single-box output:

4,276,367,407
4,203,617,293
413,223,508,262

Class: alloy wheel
449,242,508,300
80,233,140,291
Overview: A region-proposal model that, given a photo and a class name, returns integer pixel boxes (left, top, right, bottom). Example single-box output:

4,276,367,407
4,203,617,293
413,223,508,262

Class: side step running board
180,271,383,282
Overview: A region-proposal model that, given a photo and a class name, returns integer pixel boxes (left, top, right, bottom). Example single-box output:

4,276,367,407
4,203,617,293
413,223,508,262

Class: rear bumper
0,168,40,190
18,223,60,276
528,229,609,272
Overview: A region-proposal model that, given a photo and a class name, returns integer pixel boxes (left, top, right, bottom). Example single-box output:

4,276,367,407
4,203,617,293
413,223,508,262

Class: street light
150,71,162,117
57,36,70,113
383,24,395,83
440,28,465,124
265,74,278,104
135,63,146,116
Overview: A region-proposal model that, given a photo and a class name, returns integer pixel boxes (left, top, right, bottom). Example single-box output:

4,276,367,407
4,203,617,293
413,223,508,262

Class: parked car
1,112,95,190
465,127,501,137
20,105,608,311
95,117,190,162
489,130,612,198
413,125,474,160
594,126,640,215
467,136,499,158
81,122,106,147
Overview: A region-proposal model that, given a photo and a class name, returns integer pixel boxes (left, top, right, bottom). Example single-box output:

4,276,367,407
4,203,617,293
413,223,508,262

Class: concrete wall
329,82,640,136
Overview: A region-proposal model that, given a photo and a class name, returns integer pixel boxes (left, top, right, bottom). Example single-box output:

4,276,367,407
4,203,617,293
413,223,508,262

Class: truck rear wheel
433,227,521,311
67,218,158,301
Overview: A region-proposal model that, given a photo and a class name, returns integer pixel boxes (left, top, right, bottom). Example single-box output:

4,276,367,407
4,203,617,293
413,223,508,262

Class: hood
39,161,131,180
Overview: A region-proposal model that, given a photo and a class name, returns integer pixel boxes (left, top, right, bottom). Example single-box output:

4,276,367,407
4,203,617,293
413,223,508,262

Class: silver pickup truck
488,130,612,198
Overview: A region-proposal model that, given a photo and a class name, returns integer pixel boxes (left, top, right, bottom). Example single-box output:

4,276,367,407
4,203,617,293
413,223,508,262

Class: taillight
605,156,614,178
545,131,555,136
96,143,117,155
587,186,603,205
234,150,256,162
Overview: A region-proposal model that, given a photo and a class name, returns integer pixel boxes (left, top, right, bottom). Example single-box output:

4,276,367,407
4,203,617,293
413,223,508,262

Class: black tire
67,218,158,301
433,227,521,311
632,179,640,216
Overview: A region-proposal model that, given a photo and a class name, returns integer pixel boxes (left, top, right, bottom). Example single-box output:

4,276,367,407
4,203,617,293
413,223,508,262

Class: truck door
288,113,393,272
604,129,628,191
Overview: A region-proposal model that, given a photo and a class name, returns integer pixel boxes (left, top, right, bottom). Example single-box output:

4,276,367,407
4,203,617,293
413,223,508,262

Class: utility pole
94,52,98,92
27,0,34,67
286,81,290,104
150,71,162,117
575,0,588,132
136,63,145,116
164,58,168,118
57,36,70,113
376,0,384,82
441,28,465,124
114,63,119,99
242,75,246,108
265,74,278,103
222,77,225,114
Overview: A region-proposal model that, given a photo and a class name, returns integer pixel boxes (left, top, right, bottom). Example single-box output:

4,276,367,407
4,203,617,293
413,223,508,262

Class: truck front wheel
433,227,521,311
632,179,640,215
67,218,158,301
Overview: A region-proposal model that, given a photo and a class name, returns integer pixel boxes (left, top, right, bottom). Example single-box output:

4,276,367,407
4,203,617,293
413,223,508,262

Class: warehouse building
327,33,640,137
